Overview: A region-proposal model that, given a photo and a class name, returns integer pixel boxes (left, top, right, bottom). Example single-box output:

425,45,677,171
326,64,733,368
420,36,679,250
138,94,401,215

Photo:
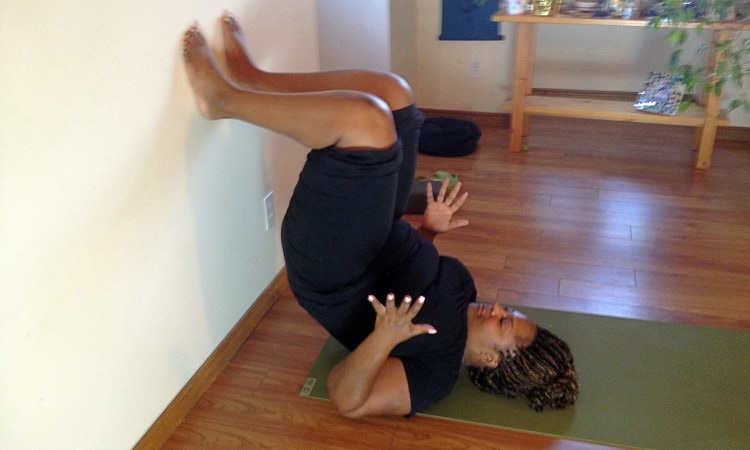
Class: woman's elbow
327,378,365,418
335,404,367,419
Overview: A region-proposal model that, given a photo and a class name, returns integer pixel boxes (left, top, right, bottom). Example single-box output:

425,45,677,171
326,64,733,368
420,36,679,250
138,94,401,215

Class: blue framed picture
440,0,503,41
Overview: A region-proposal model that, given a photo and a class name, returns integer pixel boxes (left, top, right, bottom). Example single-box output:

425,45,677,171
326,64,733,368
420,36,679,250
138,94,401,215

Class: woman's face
466,303,537,367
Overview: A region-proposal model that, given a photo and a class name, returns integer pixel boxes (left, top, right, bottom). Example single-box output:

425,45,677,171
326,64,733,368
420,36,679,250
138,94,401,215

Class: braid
467,327,579,411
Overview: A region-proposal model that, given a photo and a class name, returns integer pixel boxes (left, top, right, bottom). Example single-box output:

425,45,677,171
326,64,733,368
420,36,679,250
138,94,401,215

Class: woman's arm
326,294,436,418
418,179,469,242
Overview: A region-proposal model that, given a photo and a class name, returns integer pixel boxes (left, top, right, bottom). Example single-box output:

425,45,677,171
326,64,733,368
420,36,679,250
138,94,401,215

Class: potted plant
649,0,750,114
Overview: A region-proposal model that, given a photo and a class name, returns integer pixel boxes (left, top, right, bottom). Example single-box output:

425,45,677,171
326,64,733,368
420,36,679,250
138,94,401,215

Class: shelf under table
504,96,729,127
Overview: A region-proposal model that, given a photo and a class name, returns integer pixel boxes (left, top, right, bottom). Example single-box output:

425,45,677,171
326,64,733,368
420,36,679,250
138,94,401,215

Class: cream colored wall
393,0,749,127
318,0,391,70
407,0,515,112
0,1,317,448
391,0,419,86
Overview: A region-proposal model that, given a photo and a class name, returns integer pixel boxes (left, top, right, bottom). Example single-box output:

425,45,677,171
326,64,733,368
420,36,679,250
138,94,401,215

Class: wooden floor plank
163,116,750,449
504,255,637,287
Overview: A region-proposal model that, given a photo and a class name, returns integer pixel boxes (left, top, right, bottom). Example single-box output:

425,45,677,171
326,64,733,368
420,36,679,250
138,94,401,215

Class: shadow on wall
117,41,281,383
180,83,278,347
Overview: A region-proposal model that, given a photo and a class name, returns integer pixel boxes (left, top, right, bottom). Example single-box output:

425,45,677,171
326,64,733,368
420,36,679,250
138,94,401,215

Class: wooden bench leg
692,127,702,151
695,123,717,169
510,23,535,152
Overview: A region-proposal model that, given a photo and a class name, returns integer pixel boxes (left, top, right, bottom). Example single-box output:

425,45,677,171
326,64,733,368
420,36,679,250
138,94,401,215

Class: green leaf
669,50,682,71
730,67,743,86
684,73,698,92
716,60,727,76
714,78,726,95
668,30,687,46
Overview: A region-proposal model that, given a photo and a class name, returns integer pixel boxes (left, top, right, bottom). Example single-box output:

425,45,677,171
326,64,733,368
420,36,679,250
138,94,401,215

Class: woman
182,13,578,418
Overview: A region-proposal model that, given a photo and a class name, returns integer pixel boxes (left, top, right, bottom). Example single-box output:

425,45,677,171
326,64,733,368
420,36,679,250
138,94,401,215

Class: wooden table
491,13,744,169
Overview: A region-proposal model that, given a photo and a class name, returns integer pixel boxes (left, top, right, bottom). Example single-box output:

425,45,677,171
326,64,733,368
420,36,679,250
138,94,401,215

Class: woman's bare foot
221,12,266,89
182,25,235,119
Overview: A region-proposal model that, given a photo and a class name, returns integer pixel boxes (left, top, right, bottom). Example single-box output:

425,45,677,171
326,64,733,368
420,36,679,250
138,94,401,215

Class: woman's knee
337,93,397,149
371,72,415,111
354,71,415,111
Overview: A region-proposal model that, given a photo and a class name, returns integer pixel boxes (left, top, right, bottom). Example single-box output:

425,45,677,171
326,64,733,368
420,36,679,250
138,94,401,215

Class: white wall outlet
263,191,275,231
469,58,481,79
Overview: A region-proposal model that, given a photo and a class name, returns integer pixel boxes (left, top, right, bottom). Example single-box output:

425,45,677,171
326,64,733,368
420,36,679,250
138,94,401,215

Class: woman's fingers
428,179,467,209
368,294,426,318
427,179,451,204
451,192,468,213
436,179,449,202
416,324,438,335
368,294,437,339
367,295,385,314
445,181,462,203
367,293,397,314
398,295,426,317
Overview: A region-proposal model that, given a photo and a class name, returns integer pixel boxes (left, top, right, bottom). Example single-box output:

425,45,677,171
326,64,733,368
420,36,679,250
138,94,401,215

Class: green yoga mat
301,307,750,450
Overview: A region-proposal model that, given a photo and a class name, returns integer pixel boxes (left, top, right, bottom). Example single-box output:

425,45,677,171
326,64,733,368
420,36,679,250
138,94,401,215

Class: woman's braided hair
467,326,579,411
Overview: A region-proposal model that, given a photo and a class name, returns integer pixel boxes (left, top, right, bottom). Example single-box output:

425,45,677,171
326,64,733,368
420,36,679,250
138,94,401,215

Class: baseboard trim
133,268,288,449
421,89,750,142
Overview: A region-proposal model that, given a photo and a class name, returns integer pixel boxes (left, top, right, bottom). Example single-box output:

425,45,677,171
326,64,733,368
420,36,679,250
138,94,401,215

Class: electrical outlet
469,58,481,79
263,191,275,231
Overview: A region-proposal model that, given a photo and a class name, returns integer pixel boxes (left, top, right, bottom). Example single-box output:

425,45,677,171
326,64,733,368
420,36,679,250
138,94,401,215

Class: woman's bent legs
219,12,415,112
183,17,423,214
183,25,396,151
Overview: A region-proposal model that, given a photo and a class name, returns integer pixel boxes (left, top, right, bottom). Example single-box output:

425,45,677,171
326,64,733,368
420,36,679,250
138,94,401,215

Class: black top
281,105,476,414
288,219,476,414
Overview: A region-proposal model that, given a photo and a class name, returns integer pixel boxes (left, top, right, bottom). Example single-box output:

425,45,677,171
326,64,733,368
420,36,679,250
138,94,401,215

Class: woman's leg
217,13,423,217
183,25,396,151
220,12,415,112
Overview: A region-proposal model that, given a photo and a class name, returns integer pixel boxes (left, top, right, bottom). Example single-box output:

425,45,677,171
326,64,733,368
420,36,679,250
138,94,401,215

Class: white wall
318,0,391,71
0,1,318,448
393,0,749,127
391,0,420,86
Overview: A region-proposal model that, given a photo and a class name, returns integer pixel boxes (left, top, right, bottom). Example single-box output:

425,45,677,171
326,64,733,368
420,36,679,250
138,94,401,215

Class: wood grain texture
490,12,750,30
505,96,729,127
162,116,750,449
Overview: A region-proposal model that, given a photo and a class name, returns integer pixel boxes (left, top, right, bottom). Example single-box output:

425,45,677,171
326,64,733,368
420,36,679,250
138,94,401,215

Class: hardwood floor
163,117,750,449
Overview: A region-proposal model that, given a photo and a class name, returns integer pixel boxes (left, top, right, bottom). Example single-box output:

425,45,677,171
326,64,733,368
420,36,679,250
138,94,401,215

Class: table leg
695,29,731,169
510,22,534,152
696,101,719,169
692,127,702,151
523,25,536,137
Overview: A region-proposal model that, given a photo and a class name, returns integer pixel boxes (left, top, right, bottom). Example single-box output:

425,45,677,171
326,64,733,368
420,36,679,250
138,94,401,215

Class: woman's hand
368,293,436,347
327,293,434,417
421,179,469,236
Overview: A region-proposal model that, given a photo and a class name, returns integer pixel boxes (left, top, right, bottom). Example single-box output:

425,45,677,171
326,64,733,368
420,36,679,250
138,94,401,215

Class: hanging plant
649,0,750,113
